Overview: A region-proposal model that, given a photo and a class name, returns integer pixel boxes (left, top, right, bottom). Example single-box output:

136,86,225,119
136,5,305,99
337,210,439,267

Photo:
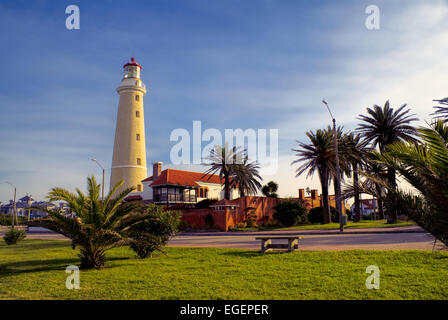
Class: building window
137,184,142,192
137,158,141,165
199,189,203,198
136,134,140,141
204,188,208,198
135,95,140,101
136,111,140,118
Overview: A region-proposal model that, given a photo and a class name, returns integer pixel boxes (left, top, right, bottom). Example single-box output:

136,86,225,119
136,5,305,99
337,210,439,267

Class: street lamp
322,100,344,232
91,158,105,202
5,182,17,229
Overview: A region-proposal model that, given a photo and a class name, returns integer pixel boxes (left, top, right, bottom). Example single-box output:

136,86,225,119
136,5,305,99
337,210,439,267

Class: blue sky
0,0,447,202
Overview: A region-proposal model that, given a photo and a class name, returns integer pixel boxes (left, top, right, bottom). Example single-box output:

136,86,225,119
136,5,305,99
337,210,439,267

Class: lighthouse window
136,134,140,141
135,95,140,101
136,111,140,118
137,158,141,165
137,184,142,192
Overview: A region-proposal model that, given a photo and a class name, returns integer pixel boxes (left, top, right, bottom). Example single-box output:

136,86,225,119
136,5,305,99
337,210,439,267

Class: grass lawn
1,240,447,300
230,219,415,231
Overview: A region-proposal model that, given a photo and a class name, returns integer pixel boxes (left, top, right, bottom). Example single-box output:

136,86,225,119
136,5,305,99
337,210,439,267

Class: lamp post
91,159,105,202
5,182,17,229
322,100,344,232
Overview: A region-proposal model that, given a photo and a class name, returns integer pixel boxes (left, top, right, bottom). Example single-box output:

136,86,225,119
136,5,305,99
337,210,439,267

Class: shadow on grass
220,250,292,258
0,256,131,278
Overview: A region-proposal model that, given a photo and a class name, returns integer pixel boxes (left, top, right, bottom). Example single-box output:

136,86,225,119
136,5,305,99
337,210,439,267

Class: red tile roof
124,195,143,201
142,169,223,187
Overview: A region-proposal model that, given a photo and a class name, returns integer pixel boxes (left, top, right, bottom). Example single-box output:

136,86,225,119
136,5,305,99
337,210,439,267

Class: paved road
15,226,446,251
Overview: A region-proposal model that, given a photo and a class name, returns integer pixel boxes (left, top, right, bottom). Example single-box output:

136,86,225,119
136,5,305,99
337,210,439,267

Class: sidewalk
179,225,425,237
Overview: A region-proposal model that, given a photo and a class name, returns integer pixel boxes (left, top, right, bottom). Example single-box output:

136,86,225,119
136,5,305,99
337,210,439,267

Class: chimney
311,189,318,200
298,189,305,200
153,162,162,180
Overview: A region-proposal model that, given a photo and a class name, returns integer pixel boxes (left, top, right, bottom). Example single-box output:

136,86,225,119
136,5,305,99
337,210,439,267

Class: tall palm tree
231,157,263,197
30,176,148,269
203,144,244,200
342,133,368,222
292,129,335,223
357,101,418,222
432,97,448,122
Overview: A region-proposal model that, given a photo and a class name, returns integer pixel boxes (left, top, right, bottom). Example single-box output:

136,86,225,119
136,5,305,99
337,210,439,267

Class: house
0,195,58,218
350,199,378,215
133,162,239,205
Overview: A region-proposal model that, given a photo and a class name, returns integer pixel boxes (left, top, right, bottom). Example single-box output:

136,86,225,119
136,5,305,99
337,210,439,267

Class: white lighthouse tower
110,57,148,195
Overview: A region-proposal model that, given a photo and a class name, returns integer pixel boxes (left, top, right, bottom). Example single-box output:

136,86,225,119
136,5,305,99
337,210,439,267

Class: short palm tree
357,101,418,222
375,120,448,245
292,129,335,223
203,144,244,200
31,176,148,269
231,158,263,197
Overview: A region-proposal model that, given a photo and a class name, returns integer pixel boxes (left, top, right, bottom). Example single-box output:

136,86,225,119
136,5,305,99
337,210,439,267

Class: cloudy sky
0,0,447,202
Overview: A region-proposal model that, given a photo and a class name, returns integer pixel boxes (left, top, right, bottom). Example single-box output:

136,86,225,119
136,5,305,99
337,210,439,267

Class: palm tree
262,181,279,198
231,158,263,197
292,129,335,223
357,101,418,222
342,133,368,222
432,97,448,122
203,144,244,200
30,176,149,269
374,120,448,245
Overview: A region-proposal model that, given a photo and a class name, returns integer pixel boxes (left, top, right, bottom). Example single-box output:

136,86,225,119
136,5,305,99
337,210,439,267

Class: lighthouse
110,57,147,195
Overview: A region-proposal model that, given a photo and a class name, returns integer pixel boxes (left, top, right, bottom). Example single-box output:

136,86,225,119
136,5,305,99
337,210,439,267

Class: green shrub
0,214,27,226
178,220,190,231
128,205,181,259
3,227,26,245
273,199,307,227
308,206,343,224
245,207,257,228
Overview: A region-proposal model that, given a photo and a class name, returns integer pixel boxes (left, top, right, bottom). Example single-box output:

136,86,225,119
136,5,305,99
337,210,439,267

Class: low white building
128,162,238,204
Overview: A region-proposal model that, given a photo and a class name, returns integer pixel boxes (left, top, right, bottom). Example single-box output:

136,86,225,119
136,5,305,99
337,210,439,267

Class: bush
0,214,27,226
273,199,307,227
308,206,343,224
178,220,190,231
3,227,26,245
128,205,181,258
245,207,257,228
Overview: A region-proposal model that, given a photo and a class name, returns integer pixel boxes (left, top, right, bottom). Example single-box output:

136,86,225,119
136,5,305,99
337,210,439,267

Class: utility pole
5,182,17,229
91,159,105,202
322,100,344,232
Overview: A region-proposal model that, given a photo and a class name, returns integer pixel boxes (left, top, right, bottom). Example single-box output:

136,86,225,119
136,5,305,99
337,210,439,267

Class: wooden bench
256,236,304,253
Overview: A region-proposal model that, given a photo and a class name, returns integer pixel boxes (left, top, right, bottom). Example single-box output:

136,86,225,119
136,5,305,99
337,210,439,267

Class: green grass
230,219,415,231
1,239,447,300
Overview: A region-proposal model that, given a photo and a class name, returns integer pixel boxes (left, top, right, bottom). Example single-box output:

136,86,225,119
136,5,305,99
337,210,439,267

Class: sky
0,0,447,202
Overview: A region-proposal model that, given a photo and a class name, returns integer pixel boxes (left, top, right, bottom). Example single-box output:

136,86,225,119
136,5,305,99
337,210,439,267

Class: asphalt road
17,226,446,251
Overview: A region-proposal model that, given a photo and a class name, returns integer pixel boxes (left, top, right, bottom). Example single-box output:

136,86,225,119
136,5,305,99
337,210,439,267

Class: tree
374,120,448,245
292,129,335,224
342,133,368,222
203,144,244,200
231,157,263,197
432,97,448,122
261,181,279,198
30,176,150,269
357,101,418,222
